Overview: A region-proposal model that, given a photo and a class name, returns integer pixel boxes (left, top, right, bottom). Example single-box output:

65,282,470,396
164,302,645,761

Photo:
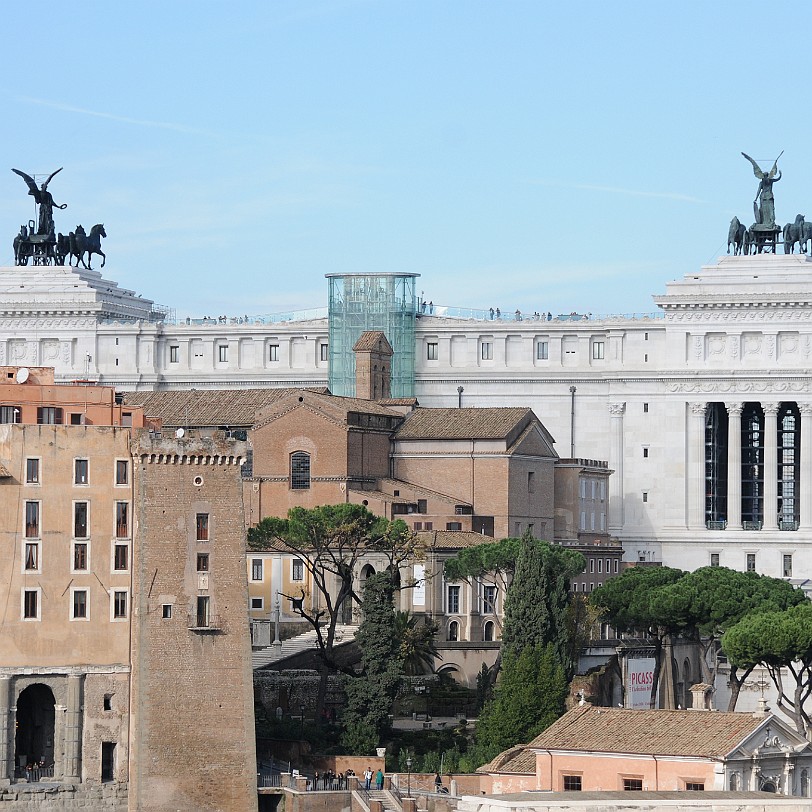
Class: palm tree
394,612,441,675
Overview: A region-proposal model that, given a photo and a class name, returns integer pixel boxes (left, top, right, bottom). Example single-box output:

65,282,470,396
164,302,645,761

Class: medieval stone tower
129,432,257,812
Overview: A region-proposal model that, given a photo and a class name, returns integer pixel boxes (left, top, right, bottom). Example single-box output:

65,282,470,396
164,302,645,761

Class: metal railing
14,763,55,782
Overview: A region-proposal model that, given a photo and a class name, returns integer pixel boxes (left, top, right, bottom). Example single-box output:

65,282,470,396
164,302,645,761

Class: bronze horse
727,217,747,255
69,224,107,269
783,214,806,254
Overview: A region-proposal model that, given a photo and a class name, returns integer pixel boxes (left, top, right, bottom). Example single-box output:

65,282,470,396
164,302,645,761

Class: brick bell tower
352,330,393,401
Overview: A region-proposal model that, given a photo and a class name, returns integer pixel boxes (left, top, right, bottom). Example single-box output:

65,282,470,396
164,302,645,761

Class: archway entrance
15,684,55,772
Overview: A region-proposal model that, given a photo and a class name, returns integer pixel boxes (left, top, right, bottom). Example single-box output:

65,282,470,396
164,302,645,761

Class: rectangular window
74,502,88,538
24,542,38,571
642,447,649,458
528,471,535,493
25,501,39,538
480,341,493,361
614,559,619,573
115,503,129,538
427,342,438,360
251,597,264,610
74,542,88,571
747,553,756,572
447,585,460,614
114,544,128,571
562,775,582,791
196,595,210,627
74,459,89,485
643,402,649,413
23,590,38,620
197,553,209,572
417,499,427,513
642,492,649,503
70,413,83,426
536,341,549,360
589,558,595,573
218,345,228,363
685,783,704,791
592,341,605,360
783,554,793,578
446,521,462,530
196,513,209,540
115,460,128,485
320,343,328,362
292,558,304,581
169,345,179,363
162,604,172,619
251,558,263,581
269,344,279,362
25,458,39,484
37,406,63,424
710,552,720,567
0,405,21,423
113,591,128,619
101,742,116,783
623,778,643,791
73,589,88,619
483,585,497,614
597,559,603,573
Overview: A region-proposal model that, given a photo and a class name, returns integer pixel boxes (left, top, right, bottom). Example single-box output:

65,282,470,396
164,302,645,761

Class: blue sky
2,1,810,319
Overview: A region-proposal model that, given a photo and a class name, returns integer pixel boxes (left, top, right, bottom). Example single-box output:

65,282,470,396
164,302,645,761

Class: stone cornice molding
660,307,812,323
667,380,810,394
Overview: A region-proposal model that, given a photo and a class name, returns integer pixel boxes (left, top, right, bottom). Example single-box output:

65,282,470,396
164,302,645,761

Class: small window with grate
290,452,311,490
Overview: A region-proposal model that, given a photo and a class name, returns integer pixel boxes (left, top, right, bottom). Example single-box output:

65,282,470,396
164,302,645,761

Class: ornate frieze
667,379,810,394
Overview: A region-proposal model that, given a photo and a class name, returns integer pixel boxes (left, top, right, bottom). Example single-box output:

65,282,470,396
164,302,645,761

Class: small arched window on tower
484,620,495,641
448,620,459,642
290,452,311,490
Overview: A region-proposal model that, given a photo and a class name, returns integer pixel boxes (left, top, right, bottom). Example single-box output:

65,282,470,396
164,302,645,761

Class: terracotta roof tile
415,530,493,550
478,745,535,774
394,407,534,440
526,705,767,759
123,388,328,427
352,331,392,353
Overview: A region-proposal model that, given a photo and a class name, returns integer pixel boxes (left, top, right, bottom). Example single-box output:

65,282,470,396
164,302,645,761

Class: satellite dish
175,428,185,439
16,368,30,384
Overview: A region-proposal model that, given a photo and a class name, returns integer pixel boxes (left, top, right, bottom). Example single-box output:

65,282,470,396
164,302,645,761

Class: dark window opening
563,775,582,791
115,502,129,538
742,403,765,526
74,543,87,571
101,742,116,783
197,553,209,572
623,779,643,791
196,513,209,540
114,544,128,571
74,502,88,538
37,407,62,425
705,403,728,526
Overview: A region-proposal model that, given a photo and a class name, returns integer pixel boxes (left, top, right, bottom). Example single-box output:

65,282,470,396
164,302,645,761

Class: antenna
175,428,185,439
15,368,30,384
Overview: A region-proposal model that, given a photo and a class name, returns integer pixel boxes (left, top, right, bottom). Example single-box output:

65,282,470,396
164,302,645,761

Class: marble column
800,404,812,530
726,403,743,531
63,674,83,783
688,402,707,530
763,403,779,530
0,677,10,780
607,402,625,532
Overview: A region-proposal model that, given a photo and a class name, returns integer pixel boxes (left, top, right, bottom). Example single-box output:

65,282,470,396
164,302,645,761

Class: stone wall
0,782,127,810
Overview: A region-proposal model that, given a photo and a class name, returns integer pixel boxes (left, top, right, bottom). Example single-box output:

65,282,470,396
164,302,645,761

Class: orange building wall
535,751,718,792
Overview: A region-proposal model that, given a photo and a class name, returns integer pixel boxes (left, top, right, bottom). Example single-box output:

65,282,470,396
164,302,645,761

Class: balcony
188,614,225,633
779,519,799,531
743,520,763,531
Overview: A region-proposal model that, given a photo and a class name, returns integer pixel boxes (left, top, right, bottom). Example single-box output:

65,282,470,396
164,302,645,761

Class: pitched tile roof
415,530,494,550
393,407,534,440
479,745,535,774
123,388,328,427
526,705,767,759
352,331,392,353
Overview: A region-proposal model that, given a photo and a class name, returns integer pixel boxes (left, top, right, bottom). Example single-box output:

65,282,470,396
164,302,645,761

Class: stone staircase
252,624,356,669
365,789,402,812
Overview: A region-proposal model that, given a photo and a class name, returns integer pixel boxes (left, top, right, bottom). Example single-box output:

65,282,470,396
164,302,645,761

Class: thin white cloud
531,179,702,204
17,96,212,136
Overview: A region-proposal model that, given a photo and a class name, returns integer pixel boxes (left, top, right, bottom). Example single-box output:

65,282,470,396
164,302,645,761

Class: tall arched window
484,621,495,641
448,620,459,642
290,452,311,490
801,769,809,796
729,773,739,792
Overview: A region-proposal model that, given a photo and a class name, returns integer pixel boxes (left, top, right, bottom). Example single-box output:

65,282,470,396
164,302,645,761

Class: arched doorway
15,684,55,771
